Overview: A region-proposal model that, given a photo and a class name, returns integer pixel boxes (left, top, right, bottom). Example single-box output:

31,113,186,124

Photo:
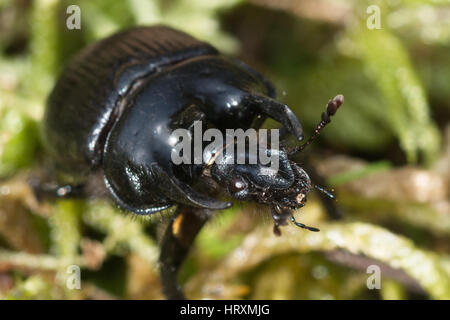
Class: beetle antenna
314,185,335,200
289,94,343,156
290,215,320,232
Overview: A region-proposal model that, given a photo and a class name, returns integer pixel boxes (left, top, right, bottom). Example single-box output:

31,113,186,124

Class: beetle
42,25,343,299
43,25,342,235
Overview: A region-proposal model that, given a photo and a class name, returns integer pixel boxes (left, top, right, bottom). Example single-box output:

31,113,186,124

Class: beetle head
207,145,311,210
204,94,343,235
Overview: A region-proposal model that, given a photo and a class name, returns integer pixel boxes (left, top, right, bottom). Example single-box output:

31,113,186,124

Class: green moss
0,109,40,177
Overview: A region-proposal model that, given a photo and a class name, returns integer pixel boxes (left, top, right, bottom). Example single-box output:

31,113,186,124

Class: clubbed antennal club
289,94,344,156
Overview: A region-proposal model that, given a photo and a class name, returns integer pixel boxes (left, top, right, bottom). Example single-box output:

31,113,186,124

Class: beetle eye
230,178,247,193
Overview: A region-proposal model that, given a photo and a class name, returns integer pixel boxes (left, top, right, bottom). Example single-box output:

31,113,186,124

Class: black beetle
43,26,342,235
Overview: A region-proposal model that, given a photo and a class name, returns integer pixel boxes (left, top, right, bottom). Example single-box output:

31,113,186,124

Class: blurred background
0,0,449,300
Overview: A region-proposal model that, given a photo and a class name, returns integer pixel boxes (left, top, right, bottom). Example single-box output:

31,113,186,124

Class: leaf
199,222,450,299
352,27,440,164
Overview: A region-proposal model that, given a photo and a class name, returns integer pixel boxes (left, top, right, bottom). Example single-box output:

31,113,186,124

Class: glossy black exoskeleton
44,26,342,234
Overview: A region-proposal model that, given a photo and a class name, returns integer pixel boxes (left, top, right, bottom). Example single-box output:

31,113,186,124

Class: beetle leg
154,166,232,210
171,103,206,131
29,177,85,201
159,205,210,299
104,176,173,215
247,94,303,141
